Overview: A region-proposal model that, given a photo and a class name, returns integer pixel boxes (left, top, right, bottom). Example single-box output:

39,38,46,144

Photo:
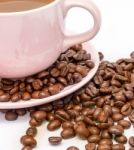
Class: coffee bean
48,83,64,95
115,135,127,144
0,93,10,102
76,65,88,77
99,139,113,145
47,120,61,131
129,111,134,123
97,144,112,150
118,120,131,129
112,144,125,150
11,93,21,102
88,126,100,135
129,136,134,147
5,111,18,121
101,130,112,139
46,113,55,121
50,68,60,77
38,104,53,112
26,127,37,137
32,111,46,121
88,135,101,143
85,143,96,150
21,135,36,148
75,124,90,139
16,109,26,116
29,118,42,127
22,92,31,101
37,71,49,78
98,52,104,61
66,146,79,150
61,128,75,139
62,121,74,129
57,77,67,86
112,113,124,122
112,107,120,114
48,136,62,145
31,91,40,99
21,146,32,150
121,102,132,116
32,79,43,90
55,110,70,121
108,125,124,136
10,86,19,95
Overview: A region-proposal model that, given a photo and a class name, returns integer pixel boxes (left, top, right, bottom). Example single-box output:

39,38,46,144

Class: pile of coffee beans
0,44,94,102
2,50,134,150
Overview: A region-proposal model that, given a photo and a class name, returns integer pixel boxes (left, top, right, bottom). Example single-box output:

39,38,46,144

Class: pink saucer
0,42,99,109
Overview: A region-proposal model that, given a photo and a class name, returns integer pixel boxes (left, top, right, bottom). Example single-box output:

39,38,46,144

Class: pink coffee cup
0,0,101,78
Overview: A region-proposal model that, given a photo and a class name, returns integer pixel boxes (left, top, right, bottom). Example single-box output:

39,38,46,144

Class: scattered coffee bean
61,128,75,139
5,111,18,121
21,135,36,148
21,146,32,150
26,127,37,137
129,136,134,147
85,143,96,150
118,120,131,129
48,136,62,145
112,144,125,150
47,120,61,131
115,135,127,144
66,146,79,150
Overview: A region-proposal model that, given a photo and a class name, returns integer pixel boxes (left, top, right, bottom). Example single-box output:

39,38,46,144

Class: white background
1,0,134,149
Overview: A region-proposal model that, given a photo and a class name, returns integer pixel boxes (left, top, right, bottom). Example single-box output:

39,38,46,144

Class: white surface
1,0,134,149
0,42,99,109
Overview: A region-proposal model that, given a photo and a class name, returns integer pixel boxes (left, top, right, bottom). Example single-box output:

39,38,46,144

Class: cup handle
62,0,101,51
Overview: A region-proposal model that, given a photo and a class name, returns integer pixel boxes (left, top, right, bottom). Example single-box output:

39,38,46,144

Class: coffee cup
0,0,101,78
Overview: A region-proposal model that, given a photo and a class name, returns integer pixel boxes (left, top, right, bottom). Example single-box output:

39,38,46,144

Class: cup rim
0,0,60,16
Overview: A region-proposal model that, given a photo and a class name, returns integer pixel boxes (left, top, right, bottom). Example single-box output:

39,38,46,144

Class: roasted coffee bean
99,139,113,145
57,77,67,86
32,79,43,90
85,143,96,150
129,136,134,147
50,68,60,77
48,83,64,95
46,113,55,121
16,109,26,116
48,136,62,145
47,120,61,131
71,44,82,51
97,144,112,150
5,111,18,121
130,51,134,58
32,111,46,121
76,65,88,77
101,130,112,139
93,108,102,120
112,107,120,114
88,126,100,135
22,92,31,101
1,79,13,85
118,120,131,129
21,135,36,148
26,127,37,137
0,93,10,102
31,91,40,99
98,52,104,61
55,110,70,121
112,144,125,150
108,125,124,135
112,113,124,122
115,135,127,144
62,121,74,129
61,128,75,139
98,110,108,123
29,118,42,127
121,102,132,116
129,111,134,123
75,124,90,139
21,146,32,150
10,86,19,95
38,104,53,112
73,72,82,83
88,135,101,143
11,92,21,102
103,105,112,116
66,146,79,150
37,71,49,78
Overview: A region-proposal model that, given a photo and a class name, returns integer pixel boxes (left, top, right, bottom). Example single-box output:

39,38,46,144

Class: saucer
0,42,99,109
